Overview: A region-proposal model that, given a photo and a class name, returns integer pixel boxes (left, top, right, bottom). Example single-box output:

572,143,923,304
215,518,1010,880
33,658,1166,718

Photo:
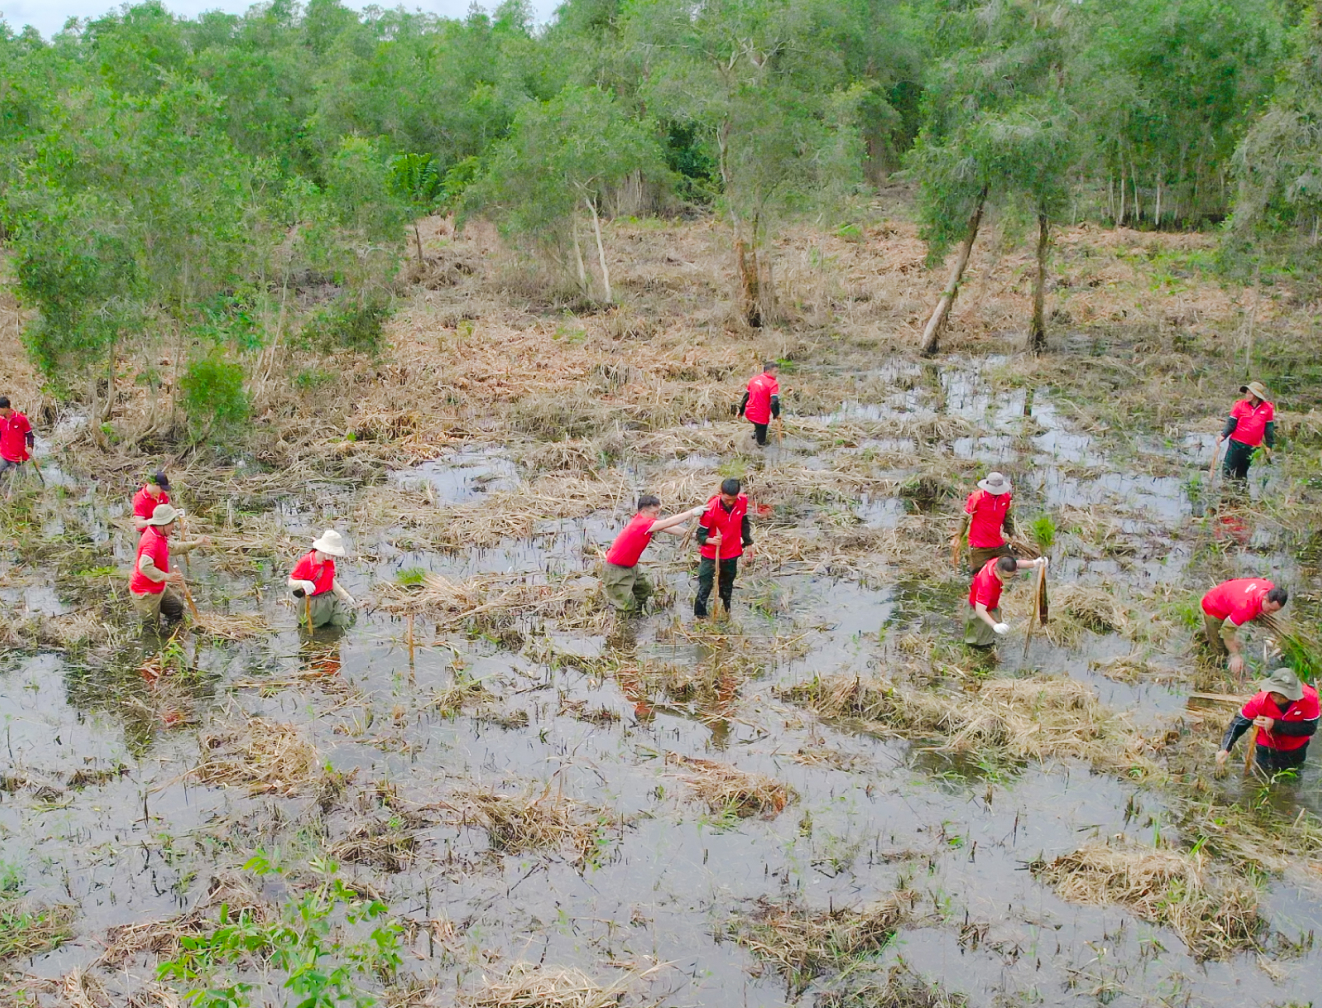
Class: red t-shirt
132,487,170,521
1229,398,1274,447
130,527,170,595
0,411,31,463
1241,684,1320,751
964,490,1011,548
699,494,749,560
1201,578,1273,626
968,558,1004,610
291,551,336,596
745,372,779,424
606,512,656,567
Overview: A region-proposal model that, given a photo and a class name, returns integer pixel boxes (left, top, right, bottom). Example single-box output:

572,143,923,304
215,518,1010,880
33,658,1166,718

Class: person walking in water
602,495,704,613
288,530,359,629
128,504,209,631
1216,668,1318,773
694,478,751,619
1200,577,1288,675
739,362,781,447
952,471,1015,574
1216,381,1275,481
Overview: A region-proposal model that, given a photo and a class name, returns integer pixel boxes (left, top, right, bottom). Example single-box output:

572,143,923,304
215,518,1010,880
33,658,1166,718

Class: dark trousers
751,422,769,446
1223,439,1255,480
695,556,738,617
1256,743,1308,773
968,543,1013,577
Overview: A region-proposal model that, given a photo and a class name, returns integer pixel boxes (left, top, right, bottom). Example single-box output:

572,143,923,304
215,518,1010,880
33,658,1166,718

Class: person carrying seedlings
1215,381,1275,481
1216,667,1318,773
1200,577,1288,675
0,397,34,476
288,530,359,629
132,471,172,531
965,554,1048,647
738,362,780,447
952,471,1015,574
128,504,209,630
603,496,705,613
694,477,752,619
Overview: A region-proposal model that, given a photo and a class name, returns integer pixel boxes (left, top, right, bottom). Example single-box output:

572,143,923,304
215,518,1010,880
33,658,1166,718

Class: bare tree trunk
571,215,588,294
735,238,761,327
413,221,424,265
920,186,987,356
1030,212,1049,354
585,197,612,303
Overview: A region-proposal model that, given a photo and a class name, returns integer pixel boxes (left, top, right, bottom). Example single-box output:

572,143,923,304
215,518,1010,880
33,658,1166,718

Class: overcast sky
2,0,560,38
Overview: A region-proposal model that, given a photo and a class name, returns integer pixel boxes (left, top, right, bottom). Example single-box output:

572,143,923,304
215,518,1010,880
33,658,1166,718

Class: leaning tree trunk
920,186,988,356
585,197,613,303
1029,212,1049,354
735,238,762,327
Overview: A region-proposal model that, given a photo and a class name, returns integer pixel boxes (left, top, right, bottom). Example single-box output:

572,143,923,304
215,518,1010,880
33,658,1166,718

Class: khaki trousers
602,562,652,612
964,603,1002,646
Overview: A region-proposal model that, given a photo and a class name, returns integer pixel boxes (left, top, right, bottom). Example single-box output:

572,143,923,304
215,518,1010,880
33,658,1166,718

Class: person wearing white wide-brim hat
951,471,1016,575
287,529,359,629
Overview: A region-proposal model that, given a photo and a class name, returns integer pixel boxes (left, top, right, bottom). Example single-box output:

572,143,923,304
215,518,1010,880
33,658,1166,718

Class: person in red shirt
965,554,1047,646
738,362,780,447
128,503,209,630
1200,577,1288,675
1215,380,1275,481
0,397,34,475
694,478,752,619
1216,668,1318,773
132,472,172,531
952,471,1015,574
288,530,359,629
602,495,705,613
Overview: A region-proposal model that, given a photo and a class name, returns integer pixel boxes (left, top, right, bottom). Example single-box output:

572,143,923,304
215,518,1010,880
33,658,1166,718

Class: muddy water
1,360,1319,1006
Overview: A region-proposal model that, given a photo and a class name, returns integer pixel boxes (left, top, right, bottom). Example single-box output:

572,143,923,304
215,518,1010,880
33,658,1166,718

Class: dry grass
665,753,794,819
431,676,498,718
0,896,75,963
727,896,910,992
463,963,637,1008
776,674,1154,770
1031,842,1262,960
817,964,968,1008
194,611,272,641
330,820,418,872
376,571,605,634
1043,584,1129,646
193,717,319,796
458,785,605,860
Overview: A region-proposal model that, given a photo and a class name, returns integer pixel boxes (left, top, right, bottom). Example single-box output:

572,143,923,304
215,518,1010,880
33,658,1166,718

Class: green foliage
157,854,403,1008
389,152,443,211
180,354,249,443
302,295,393,357
1030,514,1057,550
396,567,426,586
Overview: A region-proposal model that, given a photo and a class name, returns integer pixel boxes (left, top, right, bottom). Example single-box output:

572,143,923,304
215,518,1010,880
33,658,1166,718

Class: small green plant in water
1030,514,1056,551
395,567,426,587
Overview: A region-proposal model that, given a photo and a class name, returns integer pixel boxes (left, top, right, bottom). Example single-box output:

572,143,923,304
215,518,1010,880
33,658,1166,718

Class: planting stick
1208,441,1220,486
1244,724,1258,773
178,578,201,622
1021,563,1046,661
712,540,723,619
27,459,45,488
305,593,312,629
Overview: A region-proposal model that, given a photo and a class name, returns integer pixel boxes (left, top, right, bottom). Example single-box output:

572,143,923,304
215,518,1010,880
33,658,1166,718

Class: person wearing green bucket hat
1216,668,1318,773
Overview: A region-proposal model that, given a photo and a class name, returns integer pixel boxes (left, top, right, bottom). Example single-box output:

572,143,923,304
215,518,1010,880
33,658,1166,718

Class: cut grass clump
460,786,606,861
464,963,636,1008
727,896,909,993
818,963,968,1008
193,717,319,797
431,675,497,718
1031,843,1262,961
666,753,794,819
0,895,75,962
1042,584,1127,647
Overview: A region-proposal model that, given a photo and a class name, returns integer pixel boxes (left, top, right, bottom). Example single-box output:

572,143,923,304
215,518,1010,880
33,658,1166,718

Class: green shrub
303,296,392,356
180,355,249,443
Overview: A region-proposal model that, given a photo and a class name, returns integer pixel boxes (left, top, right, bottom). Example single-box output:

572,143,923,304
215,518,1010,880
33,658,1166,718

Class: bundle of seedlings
193,717,319,797
1259,612,1321,683
665,753,794,819
727,896,910,992
1031,842,1263,960
458,784,606,861
463,962,639,1008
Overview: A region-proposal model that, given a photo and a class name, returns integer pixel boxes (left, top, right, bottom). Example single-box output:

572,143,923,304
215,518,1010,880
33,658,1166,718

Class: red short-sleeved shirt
1201,578,1273,626
964,490,1011,548
745,372,779,425
1229,398,1274,447
699,494,749,560
1241,684,1320,751
290,551,336,596
130,527,170,595
132,487,170,521
0,411,31,463
606,512,655,568
968,558,1004,610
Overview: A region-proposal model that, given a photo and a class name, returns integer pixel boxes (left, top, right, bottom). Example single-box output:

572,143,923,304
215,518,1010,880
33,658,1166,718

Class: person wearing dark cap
132,472,172,531
1216,381,1275,481
952,471,1015,575
1216,668,1319,773
694,477,751,619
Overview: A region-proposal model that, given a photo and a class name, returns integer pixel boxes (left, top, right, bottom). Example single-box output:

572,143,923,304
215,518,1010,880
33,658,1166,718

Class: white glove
298,580,318,595
993,622,1010,635
1038,557,1049,569
692,506,705,517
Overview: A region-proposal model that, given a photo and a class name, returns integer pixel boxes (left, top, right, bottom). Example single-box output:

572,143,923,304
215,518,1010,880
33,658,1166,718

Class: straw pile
377,571,603,633
464,963,634,1008
431,676,497,718
1043,584,1127,647
195,612,272,641
459,786,605,860
665,753,794,819
728,897,909,992
1031,843,1262,960
193,718,319,796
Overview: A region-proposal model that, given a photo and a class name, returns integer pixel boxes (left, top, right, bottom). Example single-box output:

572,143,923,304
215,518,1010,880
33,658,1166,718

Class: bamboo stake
304,593,312,629
407,612,415,663
1244,724,1258,773
1021,562,1046,661
178,578,201,622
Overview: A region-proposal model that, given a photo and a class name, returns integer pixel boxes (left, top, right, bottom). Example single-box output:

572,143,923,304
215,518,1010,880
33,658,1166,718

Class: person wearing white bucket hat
952,471,1016,575
288,530,359,629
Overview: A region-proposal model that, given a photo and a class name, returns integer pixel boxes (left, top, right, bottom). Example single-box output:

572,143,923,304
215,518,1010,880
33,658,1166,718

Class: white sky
2,0,560,38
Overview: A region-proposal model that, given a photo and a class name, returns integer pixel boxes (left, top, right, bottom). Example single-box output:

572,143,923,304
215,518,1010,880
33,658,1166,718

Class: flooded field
2,336,1320,1008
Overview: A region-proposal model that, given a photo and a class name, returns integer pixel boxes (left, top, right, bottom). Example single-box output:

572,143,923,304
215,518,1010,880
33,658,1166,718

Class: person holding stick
132,471,173,531
602,495,705,613
0,397,34,477
738,362,780,448
288,530,359,629
128,504,209,631
951,471,1015,574
694,478,751,619
1216,668,1318,773
1200,577,1288,675
965,554,1047,647
1215,381,1275,481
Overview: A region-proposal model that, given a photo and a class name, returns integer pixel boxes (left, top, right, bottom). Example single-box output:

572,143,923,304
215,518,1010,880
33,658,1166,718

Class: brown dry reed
817,963,968,1008
193,717,319,796
665,753,794,819
464,963,637,1008
459,785,604,861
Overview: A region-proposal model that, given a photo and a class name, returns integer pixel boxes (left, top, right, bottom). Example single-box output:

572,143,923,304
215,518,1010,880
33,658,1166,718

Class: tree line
0,0,1319,438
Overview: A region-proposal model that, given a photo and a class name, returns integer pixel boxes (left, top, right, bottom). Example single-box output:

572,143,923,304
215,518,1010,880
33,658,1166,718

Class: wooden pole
712,543,722,619
304,593,312,630
776,417,784,445
179,578,201,622
1244,724,1258,773
1021,563,1046,662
